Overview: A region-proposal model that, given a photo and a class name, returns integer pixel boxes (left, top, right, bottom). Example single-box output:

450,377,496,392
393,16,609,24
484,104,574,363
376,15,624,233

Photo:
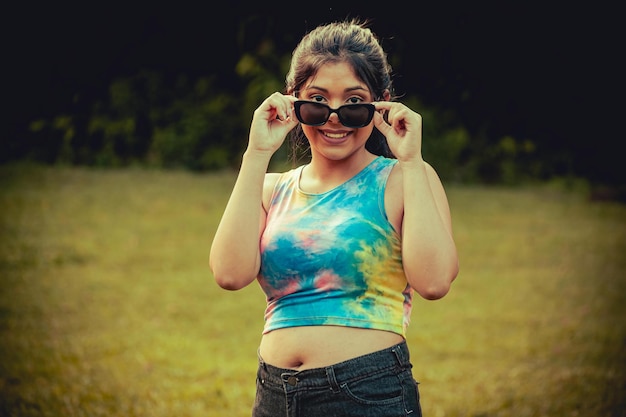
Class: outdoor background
1,2,625,416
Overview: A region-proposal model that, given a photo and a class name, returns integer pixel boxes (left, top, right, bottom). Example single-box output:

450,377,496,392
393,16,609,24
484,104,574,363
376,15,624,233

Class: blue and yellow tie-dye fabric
258,156,412,337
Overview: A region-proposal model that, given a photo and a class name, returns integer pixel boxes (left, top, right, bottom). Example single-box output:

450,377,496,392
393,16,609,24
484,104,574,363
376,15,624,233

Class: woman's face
297,61,375,162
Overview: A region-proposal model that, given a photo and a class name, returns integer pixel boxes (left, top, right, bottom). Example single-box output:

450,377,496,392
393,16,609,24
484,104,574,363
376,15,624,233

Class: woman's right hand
248,92,299,155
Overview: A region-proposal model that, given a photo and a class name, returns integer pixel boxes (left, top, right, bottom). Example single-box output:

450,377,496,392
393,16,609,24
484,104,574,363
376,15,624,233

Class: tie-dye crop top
258,156,413,337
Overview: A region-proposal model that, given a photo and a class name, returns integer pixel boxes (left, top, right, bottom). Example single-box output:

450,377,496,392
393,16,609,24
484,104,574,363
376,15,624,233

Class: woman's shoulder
264,164,304,187
385,160,446,205
261,165,304,210
386,159,440,181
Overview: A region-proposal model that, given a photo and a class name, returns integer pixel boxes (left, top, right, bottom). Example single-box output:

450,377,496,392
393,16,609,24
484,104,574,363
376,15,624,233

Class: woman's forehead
301,62,370,94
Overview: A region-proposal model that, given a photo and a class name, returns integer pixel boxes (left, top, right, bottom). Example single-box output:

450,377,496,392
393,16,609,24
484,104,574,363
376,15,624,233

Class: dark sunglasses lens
338,105,374,127
297,102,330,125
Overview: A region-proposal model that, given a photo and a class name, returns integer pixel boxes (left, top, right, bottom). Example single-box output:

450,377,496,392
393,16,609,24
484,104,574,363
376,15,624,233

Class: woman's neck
300,150,377,194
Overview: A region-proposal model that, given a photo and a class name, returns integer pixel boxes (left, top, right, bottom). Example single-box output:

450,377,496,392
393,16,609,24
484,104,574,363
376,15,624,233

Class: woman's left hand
373,102,423,163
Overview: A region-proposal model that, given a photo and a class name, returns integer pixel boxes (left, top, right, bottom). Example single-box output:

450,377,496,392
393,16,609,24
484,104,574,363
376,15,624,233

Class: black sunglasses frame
293,101,376,128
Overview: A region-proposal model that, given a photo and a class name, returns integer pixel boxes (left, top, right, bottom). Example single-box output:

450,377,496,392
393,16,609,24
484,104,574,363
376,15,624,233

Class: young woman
210,19,459,417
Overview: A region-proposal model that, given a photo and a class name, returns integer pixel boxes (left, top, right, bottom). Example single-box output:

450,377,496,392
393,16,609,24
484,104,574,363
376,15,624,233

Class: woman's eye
347,97,363,104
311,95,325,102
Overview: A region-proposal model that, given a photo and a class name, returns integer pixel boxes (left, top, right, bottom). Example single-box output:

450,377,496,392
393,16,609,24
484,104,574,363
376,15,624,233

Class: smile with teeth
322,131,350,139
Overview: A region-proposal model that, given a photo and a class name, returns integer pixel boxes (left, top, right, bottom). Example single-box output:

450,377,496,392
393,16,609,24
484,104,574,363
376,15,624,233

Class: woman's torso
258,156,406,370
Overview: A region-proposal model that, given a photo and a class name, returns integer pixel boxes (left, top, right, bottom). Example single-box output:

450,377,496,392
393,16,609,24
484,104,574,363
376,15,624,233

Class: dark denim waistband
257,341,412,390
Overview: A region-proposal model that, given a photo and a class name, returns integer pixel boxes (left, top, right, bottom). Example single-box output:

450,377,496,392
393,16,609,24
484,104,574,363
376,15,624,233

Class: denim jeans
252,341,421,417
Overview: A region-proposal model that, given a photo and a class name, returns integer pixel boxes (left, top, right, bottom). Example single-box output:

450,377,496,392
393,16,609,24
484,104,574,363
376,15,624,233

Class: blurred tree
148,75,243,170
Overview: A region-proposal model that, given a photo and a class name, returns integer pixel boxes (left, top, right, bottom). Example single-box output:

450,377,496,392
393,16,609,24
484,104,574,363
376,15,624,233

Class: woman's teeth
324,132,348,139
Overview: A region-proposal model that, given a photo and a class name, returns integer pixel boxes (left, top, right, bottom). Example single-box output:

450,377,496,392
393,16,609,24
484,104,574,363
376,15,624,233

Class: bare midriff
258,326,405,371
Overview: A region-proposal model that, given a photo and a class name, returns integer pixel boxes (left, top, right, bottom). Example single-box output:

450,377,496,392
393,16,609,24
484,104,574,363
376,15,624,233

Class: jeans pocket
340,368,404,406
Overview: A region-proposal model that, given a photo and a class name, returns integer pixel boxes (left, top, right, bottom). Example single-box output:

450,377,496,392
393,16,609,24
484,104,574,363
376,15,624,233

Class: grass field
0,163,625,417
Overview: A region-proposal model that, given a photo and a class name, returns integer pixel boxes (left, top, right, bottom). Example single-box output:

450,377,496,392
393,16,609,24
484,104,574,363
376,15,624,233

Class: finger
374,102,403,127
372,101,394,112
275,95,297,121
277,112,299,129
379,108,405,135
262,93,296,121
373,111,393,137
391,108,421,134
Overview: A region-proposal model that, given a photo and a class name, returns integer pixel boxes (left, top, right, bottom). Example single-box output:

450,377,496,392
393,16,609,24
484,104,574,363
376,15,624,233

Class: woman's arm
375,102,459,299
209,152,272,290
398,160,459,299
209,93,297,290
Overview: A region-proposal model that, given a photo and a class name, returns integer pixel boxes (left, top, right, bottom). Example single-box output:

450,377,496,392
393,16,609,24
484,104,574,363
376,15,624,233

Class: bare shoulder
389,160,444,188
384,160,450,234
264,172,282,188
262,172,282,212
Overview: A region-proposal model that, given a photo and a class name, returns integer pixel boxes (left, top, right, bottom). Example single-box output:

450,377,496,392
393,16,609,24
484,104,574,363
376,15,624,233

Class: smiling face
297,61,376,163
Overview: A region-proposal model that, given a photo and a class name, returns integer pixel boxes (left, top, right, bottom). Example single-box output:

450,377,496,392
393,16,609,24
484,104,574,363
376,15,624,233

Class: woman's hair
285,19,396,162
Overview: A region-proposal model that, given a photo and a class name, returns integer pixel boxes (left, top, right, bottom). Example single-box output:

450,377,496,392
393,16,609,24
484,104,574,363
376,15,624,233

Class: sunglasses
293,101,376,128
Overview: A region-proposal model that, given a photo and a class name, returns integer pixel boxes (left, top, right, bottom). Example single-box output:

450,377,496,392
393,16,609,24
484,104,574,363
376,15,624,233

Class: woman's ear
382,89,391,101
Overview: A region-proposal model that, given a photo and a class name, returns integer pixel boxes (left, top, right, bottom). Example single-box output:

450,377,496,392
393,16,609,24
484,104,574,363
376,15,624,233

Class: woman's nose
327,109,341,124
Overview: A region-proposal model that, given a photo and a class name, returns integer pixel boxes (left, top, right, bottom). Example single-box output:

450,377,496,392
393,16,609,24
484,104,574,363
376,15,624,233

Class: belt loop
392,342,409,368
326,366,341,393
257,348,267,371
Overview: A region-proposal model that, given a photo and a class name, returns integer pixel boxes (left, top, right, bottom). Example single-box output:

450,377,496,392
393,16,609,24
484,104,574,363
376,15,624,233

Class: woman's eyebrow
345,86,369,93
305,85,369,93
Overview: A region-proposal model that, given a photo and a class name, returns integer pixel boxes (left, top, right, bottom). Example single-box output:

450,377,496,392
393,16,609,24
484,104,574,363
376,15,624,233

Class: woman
210,18,459,417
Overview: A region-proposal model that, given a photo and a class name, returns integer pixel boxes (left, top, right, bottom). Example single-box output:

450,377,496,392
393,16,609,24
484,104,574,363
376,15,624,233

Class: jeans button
287,376,298,386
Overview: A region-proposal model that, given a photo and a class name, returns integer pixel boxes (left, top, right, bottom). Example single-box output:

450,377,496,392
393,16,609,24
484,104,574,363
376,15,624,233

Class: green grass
1,164,624,417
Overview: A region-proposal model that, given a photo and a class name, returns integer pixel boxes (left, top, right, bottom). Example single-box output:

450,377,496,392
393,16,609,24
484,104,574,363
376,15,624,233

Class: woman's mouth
321,130,350,140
